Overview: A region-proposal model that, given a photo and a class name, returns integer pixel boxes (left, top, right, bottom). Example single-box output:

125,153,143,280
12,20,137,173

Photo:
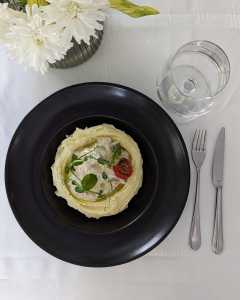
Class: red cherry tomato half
113,158,133,180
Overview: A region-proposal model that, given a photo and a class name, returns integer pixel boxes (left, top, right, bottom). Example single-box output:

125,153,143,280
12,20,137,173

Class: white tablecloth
1,1,240,299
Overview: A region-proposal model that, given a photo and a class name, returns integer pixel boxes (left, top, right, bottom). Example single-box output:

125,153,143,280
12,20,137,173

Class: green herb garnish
111,143,122,164
81,174,98,191
97,158,110,166
73,173,98,194
71,160,83,166
72,154,78,160
75,186,84,193
65,153,85,175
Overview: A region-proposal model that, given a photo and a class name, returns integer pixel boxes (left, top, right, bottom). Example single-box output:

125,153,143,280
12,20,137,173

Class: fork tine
196,129,201,151
199,130,204,151
202,130,207,151
192,129,199,150
199,130,206,151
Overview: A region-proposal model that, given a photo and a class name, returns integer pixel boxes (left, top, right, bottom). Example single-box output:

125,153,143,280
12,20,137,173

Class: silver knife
212,127,225,254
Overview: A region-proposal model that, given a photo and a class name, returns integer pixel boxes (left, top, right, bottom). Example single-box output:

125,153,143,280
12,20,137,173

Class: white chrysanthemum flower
43,0,108,45
6,5,72,74
0,6,10,41
0,3,24,42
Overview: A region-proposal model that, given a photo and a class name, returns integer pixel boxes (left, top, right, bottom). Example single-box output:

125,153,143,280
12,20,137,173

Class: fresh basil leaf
81,174,98,191
102,171,108,180
109,0,159,18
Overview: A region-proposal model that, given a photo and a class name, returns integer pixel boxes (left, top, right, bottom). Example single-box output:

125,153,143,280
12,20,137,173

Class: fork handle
189,170,201,250
212,187,223,254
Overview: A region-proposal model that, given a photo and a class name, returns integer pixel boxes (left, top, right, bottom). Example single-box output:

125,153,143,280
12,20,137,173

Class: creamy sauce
65,137,131,201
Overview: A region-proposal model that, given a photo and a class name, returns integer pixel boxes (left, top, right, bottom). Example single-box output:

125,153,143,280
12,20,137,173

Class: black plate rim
5,82,190,267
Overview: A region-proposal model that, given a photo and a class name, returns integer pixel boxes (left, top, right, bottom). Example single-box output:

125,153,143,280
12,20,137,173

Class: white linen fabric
1,1,240,298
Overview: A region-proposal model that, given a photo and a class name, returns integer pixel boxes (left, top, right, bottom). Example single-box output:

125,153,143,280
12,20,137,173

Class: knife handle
189,170,201,250
212,187,223,254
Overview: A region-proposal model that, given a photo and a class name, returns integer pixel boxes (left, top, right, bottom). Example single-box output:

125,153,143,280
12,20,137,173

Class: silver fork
189,129,207,250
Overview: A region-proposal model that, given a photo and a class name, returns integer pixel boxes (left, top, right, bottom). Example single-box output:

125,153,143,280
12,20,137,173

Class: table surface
1,1,240,299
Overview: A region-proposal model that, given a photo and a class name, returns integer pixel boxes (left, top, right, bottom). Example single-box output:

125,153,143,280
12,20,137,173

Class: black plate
5,83,190,267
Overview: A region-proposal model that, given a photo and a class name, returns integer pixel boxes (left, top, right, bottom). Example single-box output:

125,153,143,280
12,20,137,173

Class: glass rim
168,40,231,102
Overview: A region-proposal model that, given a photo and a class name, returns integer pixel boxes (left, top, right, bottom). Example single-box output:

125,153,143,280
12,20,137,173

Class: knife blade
212,127,225,188
212,127,225,254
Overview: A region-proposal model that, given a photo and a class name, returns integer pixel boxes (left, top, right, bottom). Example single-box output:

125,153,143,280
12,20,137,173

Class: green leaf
71,160,83,167
71,180,78,185
17,0,27,8
27,0,48,7
81,174,98,191
97,158,110,166
68,158,84,171
72,154,79,161
102,171,108,180
109,0,159,18
111,143,122,164
75,185,84,193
